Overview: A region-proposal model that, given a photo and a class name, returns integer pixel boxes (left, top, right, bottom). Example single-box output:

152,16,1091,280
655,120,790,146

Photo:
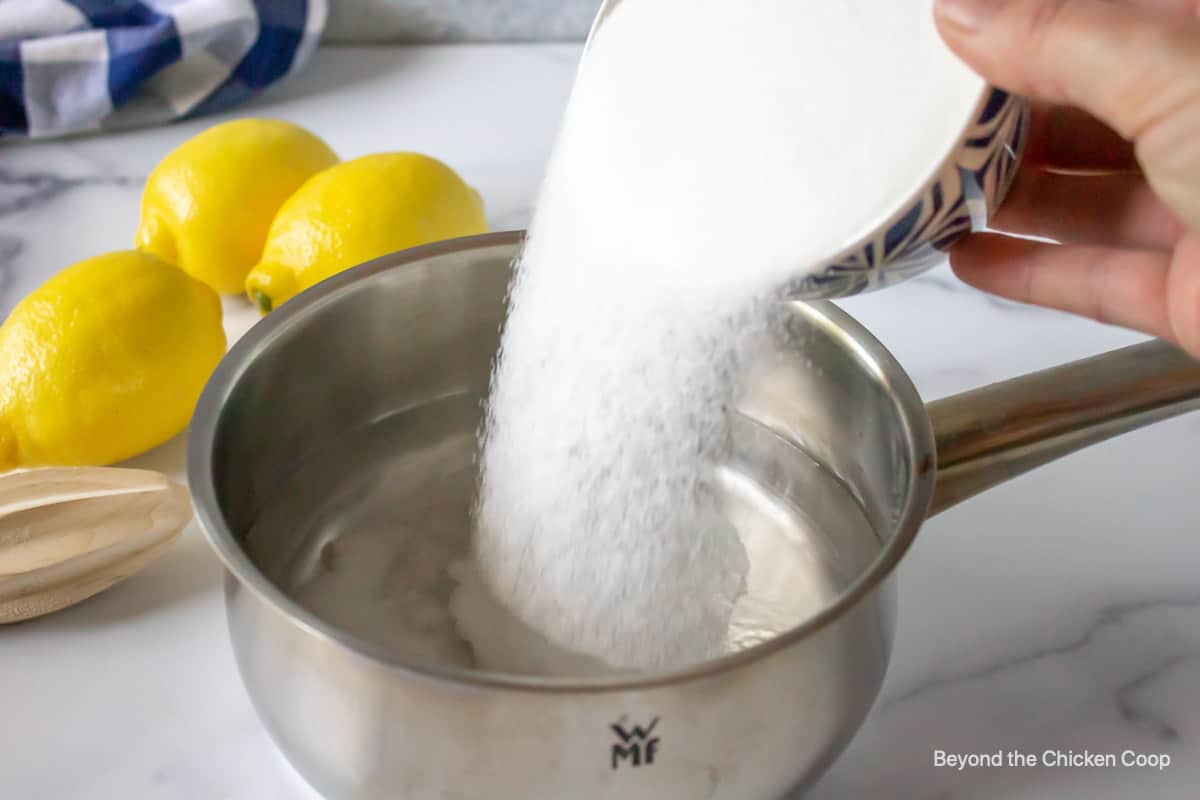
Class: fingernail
936,0,1004,31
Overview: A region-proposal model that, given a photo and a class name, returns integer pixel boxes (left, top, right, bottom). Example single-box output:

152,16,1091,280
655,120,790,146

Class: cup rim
583,0,1017,284
188,231,936,693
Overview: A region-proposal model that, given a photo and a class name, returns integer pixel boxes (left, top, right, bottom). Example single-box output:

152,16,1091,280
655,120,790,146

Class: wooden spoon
0,467,193,623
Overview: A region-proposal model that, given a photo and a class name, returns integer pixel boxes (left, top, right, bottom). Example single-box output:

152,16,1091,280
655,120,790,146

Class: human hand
934,0,1200,356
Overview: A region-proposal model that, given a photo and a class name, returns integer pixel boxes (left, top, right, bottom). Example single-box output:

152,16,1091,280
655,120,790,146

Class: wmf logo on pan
610,716,661,769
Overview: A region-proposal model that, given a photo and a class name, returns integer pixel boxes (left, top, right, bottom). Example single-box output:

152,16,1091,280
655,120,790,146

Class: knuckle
1139,108,1200,233
1113,20,1200,140
1008,1,1200,140
1003,0,1080,100
1021,0,1072,40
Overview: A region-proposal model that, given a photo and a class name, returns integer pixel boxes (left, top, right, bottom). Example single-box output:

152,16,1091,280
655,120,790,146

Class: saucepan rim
187,230,936,693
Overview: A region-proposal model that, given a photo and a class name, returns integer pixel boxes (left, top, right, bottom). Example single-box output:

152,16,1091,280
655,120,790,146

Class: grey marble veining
324,0,603,42
0,166,136,217
0,234,17,308
883,591,1200,711
0,162,143,315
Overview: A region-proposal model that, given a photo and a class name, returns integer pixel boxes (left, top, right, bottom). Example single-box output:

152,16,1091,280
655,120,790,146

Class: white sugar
455,0,983,673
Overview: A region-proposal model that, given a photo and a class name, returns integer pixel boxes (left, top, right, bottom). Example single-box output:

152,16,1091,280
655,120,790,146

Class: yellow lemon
0,251,226,469
245,152,488,312
137,118,339,295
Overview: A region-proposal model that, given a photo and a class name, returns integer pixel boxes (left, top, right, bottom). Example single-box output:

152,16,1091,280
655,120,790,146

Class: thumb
934,0,1200,230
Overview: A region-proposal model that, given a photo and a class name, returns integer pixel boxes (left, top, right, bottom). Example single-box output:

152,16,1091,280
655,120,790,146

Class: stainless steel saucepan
189,231,1200,799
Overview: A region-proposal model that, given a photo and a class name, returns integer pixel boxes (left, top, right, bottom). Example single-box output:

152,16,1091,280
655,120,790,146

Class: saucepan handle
927,339,1200,516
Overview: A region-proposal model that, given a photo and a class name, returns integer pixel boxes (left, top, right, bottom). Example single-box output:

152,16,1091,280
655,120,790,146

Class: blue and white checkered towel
0,0,326,138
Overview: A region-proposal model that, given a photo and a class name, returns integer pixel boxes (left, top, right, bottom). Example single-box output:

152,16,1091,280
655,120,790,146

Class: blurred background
324,0,601,42
0,0,604,139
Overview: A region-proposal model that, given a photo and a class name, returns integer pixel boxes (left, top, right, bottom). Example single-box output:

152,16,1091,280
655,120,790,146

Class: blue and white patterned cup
584,0,1030,300
787,87,1029,299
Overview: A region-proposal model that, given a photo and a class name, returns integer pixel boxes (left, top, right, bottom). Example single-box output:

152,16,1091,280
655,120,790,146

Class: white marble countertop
1,45,1197,800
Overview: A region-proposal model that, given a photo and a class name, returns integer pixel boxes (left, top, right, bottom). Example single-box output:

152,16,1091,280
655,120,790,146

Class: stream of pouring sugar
449,0,985,674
